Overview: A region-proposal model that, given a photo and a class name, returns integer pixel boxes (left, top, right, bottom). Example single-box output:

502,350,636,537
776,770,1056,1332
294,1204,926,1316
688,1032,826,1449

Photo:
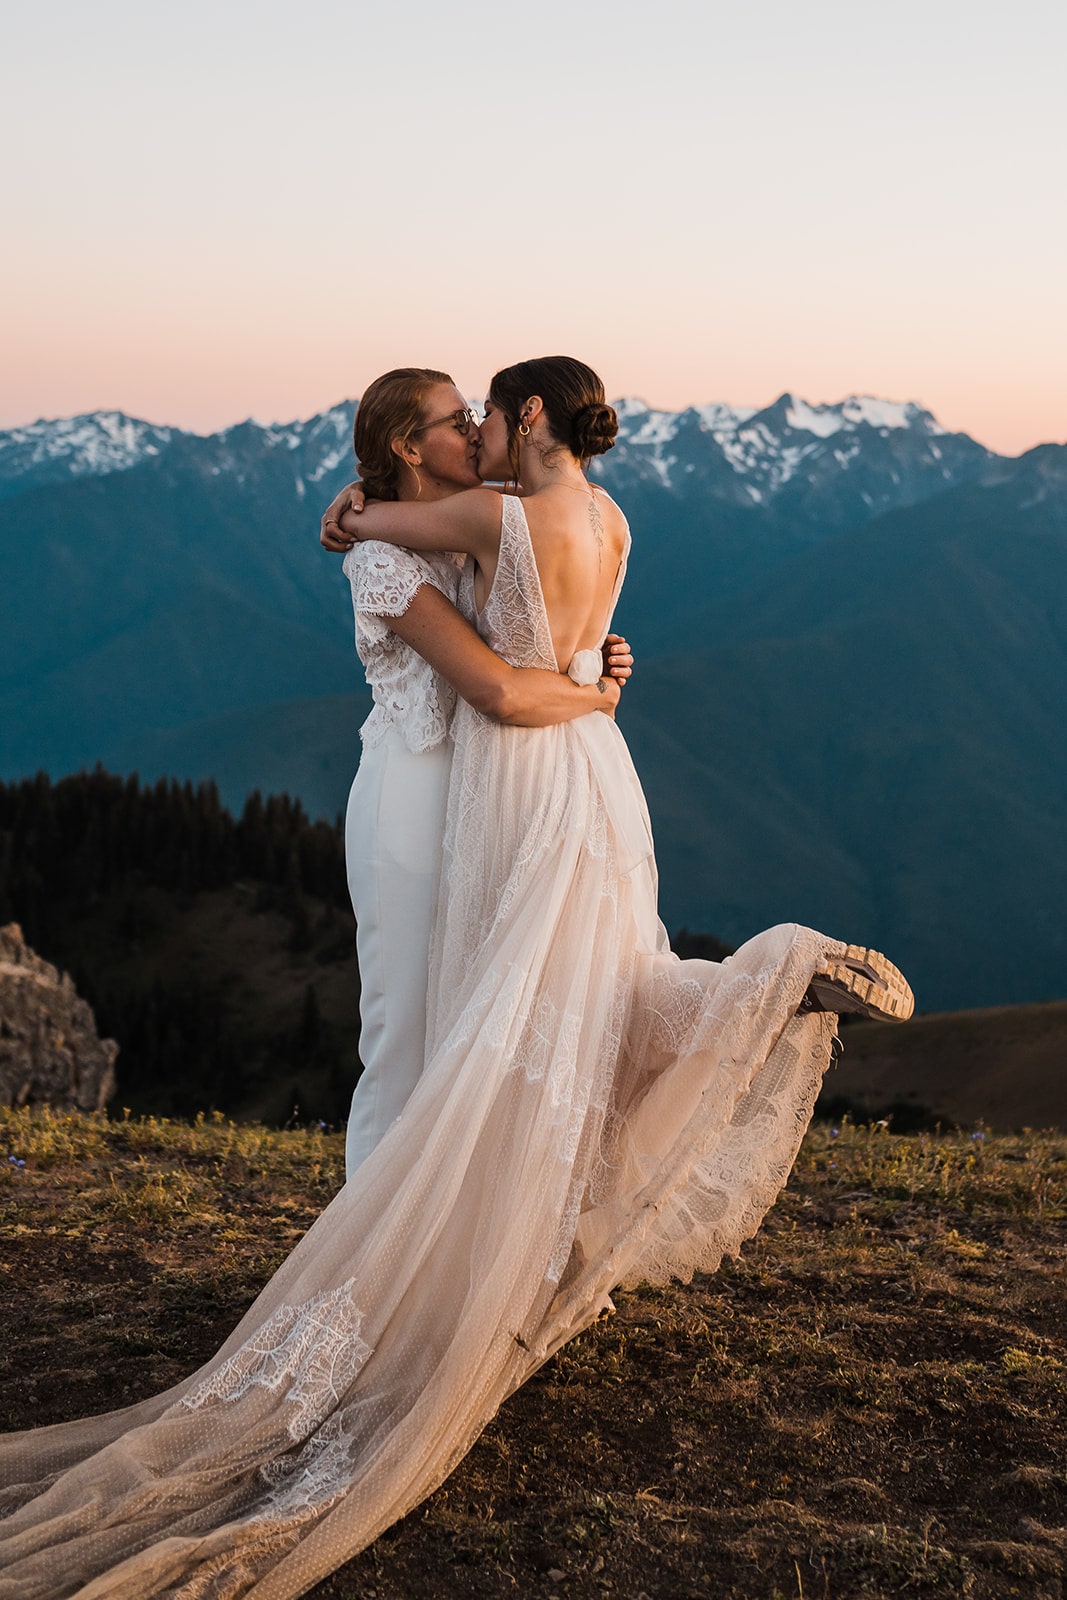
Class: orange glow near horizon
4,289,1062,458
4,228,1063,458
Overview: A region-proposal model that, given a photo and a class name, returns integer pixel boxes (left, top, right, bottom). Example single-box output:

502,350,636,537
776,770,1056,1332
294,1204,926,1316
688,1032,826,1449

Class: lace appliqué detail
181,1279,372,1442
479,497,560,671
343,541,460,753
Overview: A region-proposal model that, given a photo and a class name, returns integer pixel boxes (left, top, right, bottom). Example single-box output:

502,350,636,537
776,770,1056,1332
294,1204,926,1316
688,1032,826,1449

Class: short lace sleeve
341,541,460,753
343,541,452,643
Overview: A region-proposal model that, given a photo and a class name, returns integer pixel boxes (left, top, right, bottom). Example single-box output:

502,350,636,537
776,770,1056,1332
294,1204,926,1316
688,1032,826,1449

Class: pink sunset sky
3,0,1064,456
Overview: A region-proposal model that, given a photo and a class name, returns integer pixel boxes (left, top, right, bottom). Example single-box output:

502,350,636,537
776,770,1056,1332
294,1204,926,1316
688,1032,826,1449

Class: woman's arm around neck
340,487,503,569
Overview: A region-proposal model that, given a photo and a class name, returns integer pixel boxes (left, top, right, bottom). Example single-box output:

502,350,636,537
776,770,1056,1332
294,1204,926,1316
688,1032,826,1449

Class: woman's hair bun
571,401,618,458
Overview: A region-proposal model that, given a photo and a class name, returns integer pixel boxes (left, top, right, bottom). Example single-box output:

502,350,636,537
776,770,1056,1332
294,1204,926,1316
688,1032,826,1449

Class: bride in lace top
0,358,911,1600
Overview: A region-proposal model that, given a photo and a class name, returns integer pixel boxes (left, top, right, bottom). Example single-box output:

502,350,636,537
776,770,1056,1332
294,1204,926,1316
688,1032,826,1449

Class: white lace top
343,541,463,753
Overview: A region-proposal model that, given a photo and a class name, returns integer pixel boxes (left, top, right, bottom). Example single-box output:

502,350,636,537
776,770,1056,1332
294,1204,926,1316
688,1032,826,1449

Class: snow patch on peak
695,403,755,433
628,410,679,447
227,402,354,444
783,395,944,438
259,426,304,450
784,398,845,438
840,395,943,434
0,411,178,482
607,389,953,497
613,397,653,423
615,398,755,441
307,446,350,483
316,403,354,430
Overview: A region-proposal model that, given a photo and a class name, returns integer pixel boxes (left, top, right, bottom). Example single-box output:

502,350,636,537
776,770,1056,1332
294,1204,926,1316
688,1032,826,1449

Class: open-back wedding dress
0,495,844,1599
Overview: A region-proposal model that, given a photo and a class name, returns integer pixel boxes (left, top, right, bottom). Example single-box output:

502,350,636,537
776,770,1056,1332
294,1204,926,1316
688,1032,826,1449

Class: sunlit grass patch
0,1103,346,1197
98,1163,221,1226
793,1119,1067,1218
0,1103,110,1167
1000,1345,1064,1382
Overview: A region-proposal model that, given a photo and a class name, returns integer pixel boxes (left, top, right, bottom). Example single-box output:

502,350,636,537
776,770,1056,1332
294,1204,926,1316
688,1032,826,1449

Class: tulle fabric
0,496,842,1599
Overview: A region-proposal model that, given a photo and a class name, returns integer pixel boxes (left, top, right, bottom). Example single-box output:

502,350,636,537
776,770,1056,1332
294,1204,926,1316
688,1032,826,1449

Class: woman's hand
603,634,633,685
596,674,622,717
320,482,367,553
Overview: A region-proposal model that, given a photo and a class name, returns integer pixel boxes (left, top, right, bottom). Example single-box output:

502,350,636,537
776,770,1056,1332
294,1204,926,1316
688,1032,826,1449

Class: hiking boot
800,945,914,1022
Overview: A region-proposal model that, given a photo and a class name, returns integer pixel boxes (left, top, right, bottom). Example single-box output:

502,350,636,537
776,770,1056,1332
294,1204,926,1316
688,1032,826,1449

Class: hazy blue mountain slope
0,586,364,779
608,488,805,641
105,692,374,823
0,459,354,679
694,444,1067,650
617,469,1067,1009
2,406,1065,1012
615,682,872,931
0,450,361,778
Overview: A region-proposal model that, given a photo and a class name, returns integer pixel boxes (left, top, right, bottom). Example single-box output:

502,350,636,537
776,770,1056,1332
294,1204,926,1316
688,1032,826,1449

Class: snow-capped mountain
599,392,991,524
197,406,354,498
0,412,183,503
0,405,357,506
0,393,994,534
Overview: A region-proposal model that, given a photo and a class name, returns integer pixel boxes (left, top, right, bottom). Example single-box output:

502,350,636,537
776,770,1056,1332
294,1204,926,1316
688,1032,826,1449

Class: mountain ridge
0,391,998,512
2,399,1065,1013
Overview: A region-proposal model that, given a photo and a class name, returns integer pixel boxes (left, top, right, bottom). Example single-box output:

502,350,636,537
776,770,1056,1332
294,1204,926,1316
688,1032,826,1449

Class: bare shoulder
526,485,627,563
456,486,505,515
593,492,629,557
589,483,627,520
466,486,509,528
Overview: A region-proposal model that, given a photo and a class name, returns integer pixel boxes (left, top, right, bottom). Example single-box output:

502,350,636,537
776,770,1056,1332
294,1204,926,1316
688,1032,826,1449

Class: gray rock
0,923,117,1111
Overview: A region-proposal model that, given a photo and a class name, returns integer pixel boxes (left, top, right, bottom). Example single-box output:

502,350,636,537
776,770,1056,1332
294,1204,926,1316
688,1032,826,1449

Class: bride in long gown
0,356,912,1600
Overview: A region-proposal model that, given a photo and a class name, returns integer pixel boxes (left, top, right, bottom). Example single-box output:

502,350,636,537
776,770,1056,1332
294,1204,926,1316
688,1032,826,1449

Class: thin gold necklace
546,476,598,494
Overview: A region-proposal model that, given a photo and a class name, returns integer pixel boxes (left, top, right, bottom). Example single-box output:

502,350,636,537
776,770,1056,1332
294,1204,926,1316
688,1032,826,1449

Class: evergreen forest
0,771,361,1123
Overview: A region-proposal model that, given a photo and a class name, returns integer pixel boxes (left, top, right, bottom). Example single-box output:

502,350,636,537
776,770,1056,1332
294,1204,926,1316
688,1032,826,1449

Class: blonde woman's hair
353,367,453,499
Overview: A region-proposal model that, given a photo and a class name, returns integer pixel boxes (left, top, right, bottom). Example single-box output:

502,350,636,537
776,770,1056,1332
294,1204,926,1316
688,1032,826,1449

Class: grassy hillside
819,1003,1067,1133
2,1109,1064,1599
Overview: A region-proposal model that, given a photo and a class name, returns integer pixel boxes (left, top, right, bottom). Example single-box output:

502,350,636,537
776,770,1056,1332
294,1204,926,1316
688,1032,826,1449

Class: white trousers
343,728,451,1177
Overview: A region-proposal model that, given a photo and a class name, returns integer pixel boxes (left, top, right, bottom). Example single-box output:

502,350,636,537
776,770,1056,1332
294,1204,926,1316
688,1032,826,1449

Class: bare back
519,485,629,669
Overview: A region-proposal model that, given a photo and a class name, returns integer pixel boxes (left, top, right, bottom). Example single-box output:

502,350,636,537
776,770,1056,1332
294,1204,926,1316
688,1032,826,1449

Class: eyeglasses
414,407,479,437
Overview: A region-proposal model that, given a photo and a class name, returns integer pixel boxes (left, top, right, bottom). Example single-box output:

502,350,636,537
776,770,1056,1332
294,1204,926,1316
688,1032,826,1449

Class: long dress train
0,495,843,1599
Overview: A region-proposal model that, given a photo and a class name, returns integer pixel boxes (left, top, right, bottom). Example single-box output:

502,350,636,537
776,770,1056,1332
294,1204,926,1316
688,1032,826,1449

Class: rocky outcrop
0,923,117,1111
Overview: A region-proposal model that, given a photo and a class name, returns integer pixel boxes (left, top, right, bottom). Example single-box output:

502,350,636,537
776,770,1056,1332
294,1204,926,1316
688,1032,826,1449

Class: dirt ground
1,1111,1064,1599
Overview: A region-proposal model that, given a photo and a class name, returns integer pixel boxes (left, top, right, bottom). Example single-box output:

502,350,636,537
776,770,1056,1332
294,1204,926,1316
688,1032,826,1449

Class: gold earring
518,421,531,437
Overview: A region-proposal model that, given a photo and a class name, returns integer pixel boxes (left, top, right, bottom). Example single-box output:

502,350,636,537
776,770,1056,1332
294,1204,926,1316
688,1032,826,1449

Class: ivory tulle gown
0,495,844,1599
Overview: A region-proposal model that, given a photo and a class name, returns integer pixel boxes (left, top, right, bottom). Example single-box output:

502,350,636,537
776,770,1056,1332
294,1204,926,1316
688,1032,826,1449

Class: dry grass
1,1110,1065,1599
